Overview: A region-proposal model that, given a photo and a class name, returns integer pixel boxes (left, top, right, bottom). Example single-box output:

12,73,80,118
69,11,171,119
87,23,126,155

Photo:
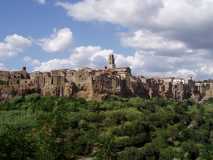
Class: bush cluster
0,95,212,160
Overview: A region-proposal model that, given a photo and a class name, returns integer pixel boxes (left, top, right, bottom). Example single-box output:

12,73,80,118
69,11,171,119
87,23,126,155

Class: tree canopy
0,95,212,160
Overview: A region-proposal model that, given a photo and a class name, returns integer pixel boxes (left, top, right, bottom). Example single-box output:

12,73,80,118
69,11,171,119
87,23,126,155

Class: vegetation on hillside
0,94,212,160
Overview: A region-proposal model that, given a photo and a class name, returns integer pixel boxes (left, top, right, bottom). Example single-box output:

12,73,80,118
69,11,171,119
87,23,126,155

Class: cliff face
0,66,213,102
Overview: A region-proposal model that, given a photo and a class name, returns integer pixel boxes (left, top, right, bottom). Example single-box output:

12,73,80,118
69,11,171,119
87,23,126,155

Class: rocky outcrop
0,55,213,102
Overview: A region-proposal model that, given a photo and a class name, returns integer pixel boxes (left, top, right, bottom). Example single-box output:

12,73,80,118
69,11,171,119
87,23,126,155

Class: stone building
0,54,213,102
108,54,116,69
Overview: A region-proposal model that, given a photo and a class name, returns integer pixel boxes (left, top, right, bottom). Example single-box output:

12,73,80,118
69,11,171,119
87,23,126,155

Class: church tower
108,54,116,69
22,66,27,72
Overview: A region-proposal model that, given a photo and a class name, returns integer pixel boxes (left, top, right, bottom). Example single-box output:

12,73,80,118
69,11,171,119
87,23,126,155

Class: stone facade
0,55,213,102
108,54,116,69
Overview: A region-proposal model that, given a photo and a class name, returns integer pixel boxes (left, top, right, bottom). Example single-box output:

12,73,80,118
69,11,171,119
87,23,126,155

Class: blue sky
1,0,213,80
0,0,130,68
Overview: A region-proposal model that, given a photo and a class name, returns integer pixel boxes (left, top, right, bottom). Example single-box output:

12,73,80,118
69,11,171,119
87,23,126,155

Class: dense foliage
0,94,212,160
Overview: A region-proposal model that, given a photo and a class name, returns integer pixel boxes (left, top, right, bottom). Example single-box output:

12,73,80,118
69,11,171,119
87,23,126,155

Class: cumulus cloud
24,56,41,67
0,34,32,58
32,45,213,79
121,30,186,50
38,27,73,53
33,46,144,72
34,46,115,71
34,59,71,72
120,30,213,79
57,0,213,30
27,0,213,79
120,30,191,57
56,0,163,27
154,0,213,29
55,0,213,79
57,0,213,52
134,49,213,79
0,63,8,71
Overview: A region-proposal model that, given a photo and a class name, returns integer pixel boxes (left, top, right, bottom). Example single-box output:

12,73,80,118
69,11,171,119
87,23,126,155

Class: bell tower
22,66,27,72
108,54,116,69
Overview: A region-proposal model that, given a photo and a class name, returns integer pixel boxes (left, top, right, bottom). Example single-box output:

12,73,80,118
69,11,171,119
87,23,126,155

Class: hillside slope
0,95,212,160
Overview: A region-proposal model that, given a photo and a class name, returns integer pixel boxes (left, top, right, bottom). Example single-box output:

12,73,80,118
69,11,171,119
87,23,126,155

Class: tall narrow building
108,54,116,69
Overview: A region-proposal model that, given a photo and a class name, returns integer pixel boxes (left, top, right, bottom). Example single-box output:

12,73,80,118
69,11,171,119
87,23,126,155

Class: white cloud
121,30,186,51
175,69,196,78
119,28,213,79
24,56,41,67
154,0,213,29
56,0,163,27
57,0,213,51
34,59,71,72
33,46,144,72
34,46,114,71
69,46,111,68
57,0,213,29
199,64,213,76
32,45,213,79
0,34,32,58
29,0,213,79
136,49,213,79
38,27,73,53
34,0,46,5
0,63,8,71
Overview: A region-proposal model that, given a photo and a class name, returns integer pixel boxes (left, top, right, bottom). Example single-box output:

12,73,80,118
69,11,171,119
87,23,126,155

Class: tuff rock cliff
0,55,213,102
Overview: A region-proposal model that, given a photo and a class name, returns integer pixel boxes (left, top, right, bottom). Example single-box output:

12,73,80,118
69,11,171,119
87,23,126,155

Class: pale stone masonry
108,54,116,69
0,55,213,102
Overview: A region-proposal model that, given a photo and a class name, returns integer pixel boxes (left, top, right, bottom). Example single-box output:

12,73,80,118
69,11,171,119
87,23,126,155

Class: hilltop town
0,54,213,102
